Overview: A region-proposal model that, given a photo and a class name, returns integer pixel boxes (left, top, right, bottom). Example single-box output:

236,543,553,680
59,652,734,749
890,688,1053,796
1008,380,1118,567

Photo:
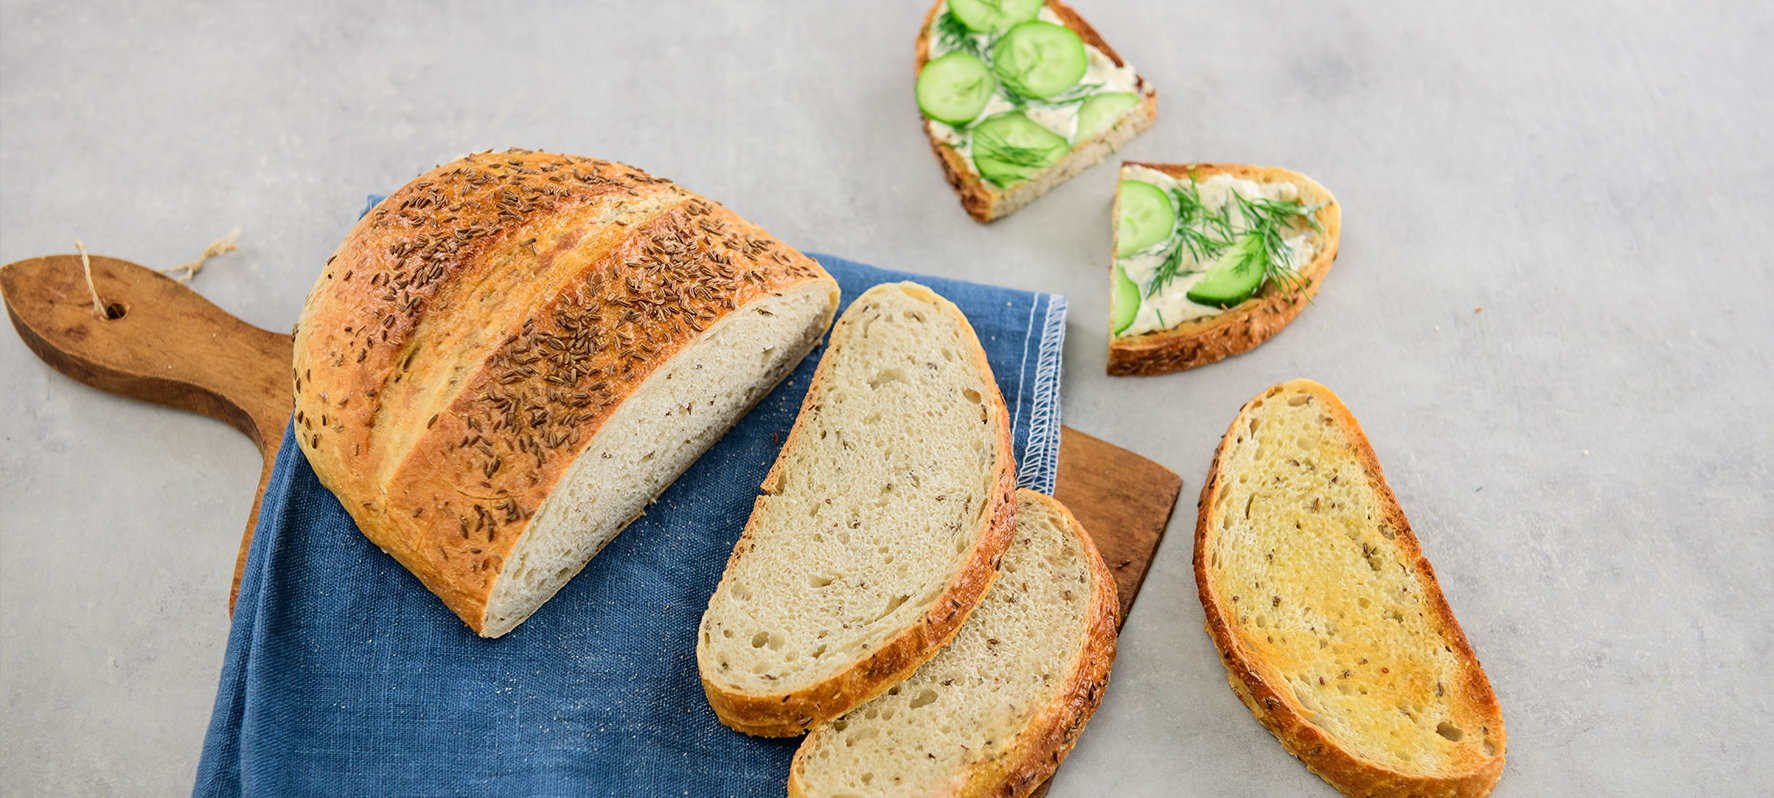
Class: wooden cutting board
2,252,1184,795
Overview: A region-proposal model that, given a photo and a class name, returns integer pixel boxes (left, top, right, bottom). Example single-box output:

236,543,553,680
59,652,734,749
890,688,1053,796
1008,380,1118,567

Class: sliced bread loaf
787,489,1117,798
697,282,1017,737
1195,380,1506,798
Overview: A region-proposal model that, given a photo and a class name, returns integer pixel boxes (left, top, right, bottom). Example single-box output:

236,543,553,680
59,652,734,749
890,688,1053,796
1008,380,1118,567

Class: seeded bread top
293,149,828,631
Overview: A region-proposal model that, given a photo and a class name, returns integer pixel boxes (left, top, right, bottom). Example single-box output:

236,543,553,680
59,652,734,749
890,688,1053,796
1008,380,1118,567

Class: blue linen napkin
194,253,1067,797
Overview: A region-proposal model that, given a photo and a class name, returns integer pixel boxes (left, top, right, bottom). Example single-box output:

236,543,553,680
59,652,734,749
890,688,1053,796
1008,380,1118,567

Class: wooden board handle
0,254,294,609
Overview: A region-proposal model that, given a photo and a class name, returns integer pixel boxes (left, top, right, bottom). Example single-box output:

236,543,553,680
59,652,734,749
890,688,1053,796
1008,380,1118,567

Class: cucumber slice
992,21,1087,99
1074,92,1140,141
948,0,1043,34
1115,180,1175,258
1186,234,1267,308
1111,264,1141,336
970,112,1068,187
916,53,997,126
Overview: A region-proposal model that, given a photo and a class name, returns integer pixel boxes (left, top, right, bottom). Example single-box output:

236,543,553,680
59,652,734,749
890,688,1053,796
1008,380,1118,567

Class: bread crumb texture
700,283,1010,702
789,491,1113,798
1201,380,1503,796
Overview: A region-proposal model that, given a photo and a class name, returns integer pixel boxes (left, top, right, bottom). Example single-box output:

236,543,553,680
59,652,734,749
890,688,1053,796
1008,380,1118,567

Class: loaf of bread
917,0,1157,223
697,282,1017,737
292,149,839,637
1108,162,1340,376
787,489,1117,798
1195,380,1506,797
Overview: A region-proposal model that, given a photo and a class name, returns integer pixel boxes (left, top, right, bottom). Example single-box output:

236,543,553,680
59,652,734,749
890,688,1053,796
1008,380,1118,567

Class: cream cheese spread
1115,165,1321,338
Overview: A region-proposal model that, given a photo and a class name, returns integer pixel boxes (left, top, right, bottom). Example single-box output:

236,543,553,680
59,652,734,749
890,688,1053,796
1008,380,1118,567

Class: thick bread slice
1195,380,1506,798
698,282,1017,737
1107,163,1340,376
788,489,1118,798
294,149,840,637
917,0,1158,224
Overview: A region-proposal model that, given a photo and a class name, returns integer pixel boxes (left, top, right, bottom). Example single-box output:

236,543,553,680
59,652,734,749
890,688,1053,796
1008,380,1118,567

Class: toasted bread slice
1195,380,1505,797
698,282,1018,737
916,0,1157,223
788,489,1117,798
1107,163,1340,376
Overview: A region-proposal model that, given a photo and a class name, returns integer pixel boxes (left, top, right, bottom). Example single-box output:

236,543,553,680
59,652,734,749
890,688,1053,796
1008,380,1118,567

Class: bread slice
294,149,840,637
916,0,1157,223
697,282,1017,737
788,489,1117,798
1107,162,1340,376
1195,380,1506,798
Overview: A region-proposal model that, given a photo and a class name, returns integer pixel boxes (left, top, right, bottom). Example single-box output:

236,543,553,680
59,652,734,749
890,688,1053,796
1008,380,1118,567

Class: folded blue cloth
194,253,1067,797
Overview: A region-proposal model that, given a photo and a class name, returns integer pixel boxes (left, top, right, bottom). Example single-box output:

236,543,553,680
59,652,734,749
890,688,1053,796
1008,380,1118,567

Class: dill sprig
1001,78,1098,109
1226,191,1323,296
1144,181,1221,296
1139,178,1322,299
1144,240,1194,297
973,138,1057,169
934,10,986,61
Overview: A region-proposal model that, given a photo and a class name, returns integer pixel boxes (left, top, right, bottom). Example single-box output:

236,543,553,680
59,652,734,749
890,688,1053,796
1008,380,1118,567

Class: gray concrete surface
3,1,1769,795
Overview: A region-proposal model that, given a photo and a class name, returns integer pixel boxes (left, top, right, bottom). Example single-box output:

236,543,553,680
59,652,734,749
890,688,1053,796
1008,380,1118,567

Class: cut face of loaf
293,149,839,637
1196,380,1506,798
698,282,1017,737
788,490,1118,798
480,281,836,637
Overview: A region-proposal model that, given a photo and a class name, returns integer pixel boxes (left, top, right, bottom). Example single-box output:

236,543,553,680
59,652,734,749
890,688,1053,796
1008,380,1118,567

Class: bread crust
916,0,1157,223
966,491,1119,798
699,282,1018,737
1106,163,1342,376
783,490,1119,798
294,149,836,635
1194,380,1506,798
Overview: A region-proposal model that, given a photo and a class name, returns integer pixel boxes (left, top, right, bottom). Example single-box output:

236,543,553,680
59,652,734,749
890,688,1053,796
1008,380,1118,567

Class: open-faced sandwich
1107,162,1340,376
916,0,1157,223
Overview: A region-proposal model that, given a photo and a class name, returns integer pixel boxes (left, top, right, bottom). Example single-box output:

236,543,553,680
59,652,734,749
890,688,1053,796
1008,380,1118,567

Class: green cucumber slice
948,0,1043,34
970,112,1068,187
992,21,1087,99
1074,92,1140,142
1115,180,1175,257
1186,234,1267,308
916,53,997,126
1111,264,1141,336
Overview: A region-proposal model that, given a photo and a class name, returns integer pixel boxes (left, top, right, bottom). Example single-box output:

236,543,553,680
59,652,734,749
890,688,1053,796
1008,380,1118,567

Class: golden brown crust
1107,163,1342,376
916,0,1157,224
701,283,1019,737
973,491,1119,798
1193,380,1506,798
293,149,834,633
781,491,1119,798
